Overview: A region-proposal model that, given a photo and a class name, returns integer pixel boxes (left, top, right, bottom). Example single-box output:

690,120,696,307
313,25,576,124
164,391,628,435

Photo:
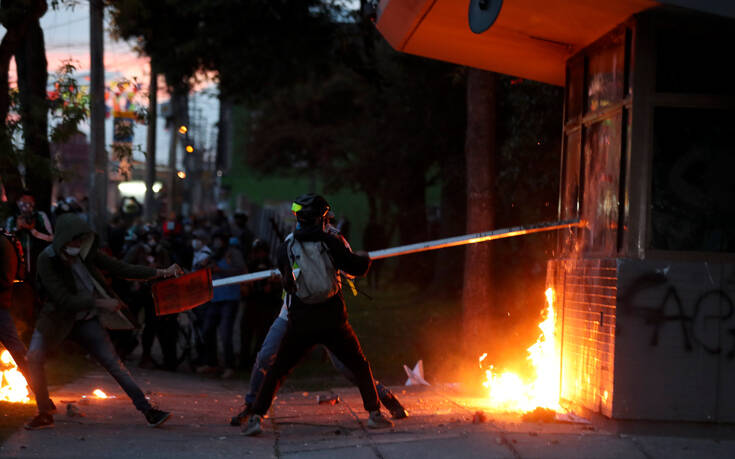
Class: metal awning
375,0,735,85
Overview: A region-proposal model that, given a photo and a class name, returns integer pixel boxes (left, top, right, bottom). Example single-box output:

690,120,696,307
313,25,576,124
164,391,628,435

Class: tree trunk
0,0,48,205
167,88,188,215
462,68,497,357
89,0,108,238
430,147,467,297
144,65,158,221
15,18,50,213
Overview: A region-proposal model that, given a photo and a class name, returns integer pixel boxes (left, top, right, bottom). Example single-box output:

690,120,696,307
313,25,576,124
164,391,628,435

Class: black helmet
291,193,330,223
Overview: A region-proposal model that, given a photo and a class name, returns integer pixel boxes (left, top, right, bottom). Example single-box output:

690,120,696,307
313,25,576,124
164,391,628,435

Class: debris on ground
66,403,85,418
522,407,556,423
554,411,591,424
316,394,340,405
472,410,487,424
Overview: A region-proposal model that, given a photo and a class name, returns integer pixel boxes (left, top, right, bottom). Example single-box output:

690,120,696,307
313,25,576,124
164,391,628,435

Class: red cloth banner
152,269,212,316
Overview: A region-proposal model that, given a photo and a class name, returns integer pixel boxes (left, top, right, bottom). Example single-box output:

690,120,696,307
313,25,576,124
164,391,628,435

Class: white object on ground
403,360,429,386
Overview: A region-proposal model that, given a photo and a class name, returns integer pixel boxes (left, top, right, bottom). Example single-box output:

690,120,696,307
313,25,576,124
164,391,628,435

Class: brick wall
548,258,617,417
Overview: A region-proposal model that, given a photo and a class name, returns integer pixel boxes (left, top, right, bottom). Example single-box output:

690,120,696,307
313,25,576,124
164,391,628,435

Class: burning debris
0,349,31,404
478,288,562,414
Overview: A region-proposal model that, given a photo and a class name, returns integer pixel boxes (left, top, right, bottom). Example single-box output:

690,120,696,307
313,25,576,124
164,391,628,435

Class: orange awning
376,0,659,85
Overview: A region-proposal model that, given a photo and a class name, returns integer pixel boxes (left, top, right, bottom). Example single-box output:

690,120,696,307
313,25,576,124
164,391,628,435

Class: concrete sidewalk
1,367,734,458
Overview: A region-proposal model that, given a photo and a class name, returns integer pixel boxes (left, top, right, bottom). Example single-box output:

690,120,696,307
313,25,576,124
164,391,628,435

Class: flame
0,349,31,404
93,389,108,399
479,287,561,412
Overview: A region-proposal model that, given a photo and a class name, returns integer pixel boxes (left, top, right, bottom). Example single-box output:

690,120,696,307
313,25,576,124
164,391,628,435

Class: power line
43,16,89,30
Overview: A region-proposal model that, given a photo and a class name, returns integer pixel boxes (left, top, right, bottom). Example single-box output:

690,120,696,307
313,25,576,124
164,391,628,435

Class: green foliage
3,61,89,185
48,61,89,145
243,27,467,230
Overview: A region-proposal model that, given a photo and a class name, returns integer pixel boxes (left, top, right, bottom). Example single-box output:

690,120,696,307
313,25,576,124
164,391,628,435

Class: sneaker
230,403,251,426
367,410,394,429
145,408,172,428
380,392,408,419
24,413,54,430
241,414,263,436
221,368,235,379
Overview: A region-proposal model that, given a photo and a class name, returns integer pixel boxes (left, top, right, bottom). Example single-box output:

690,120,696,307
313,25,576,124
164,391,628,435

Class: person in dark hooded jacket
24,214,183,430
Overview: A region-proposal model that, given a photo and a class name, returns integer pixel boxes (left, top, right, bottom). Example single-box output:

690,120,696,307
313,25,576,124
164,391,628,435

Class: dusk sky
4,2,219,168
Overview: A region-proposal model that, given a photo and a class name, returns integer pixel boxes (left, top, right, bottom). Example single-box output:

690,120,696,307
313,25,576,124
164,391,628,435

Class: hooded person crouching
24,214,183,430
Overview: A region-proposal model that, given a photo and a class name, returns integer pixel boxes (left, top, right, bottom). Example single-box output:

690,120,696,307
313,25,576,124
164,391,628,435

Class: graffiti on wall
620,271,735,358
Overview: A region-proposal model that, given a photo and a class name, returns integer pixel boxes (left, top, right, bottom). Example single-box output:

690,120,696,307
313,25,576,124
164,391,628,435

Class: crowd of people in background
1,189,402,433
3,190,283,380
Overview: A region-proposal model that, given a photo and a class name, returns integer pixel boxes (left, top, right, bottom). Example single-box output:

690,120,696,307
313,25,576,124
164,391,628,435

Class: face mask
18,202,34,215
65,246,81,257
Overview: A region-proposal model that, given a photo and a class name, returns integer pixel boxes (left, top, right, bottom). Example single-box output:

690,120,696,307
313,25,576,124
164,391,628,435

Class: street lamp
178,125,188,135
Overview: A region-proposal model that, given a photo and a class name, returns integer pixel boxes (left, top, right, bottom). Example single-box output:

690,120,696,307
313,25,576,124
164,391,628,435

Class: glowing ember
479,287,561,413
93,389,108,399
0,349,31,404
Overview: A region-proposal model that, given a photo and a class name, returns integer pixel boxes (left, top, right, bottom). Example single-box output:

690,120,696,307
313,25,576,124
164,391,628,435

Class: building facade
376,0,735,421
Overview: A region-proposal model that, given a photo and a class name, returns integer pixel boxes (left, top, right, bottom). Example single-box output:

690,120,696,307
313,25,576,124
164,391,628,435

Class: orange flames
0,349,31,404
93,389,108,399
479,288,561,412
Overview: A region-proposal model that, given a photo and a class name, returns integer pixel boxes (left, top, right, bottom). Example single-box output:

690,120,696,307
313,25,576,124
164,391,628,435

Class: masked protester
197,233,246,378
5,191,54,278
231,223,407,428
241,193,393,436
123,227,179,371
24,214,183,430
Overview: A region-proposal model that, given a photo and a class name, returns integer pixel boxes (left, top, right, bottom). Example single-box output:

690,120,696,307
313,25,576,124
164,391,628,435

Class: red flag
152,269,212,316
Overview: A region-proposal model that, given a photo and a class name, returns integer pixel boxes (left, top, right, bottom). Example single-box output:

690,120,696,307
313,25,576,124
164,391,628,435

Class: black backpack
1,228,26,283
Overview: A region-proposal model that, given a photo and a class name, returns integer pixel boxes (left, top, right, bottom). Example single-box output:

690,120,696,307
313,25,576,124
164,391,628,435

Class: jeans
245,316,288,405
245,316,393,406
0,308,29,378
27,318,152,414
201,300,238,368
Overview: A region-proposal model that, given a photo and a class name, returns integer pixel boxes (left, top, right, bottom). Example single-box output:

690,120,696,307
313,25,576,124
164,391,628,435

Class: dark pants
141,301,179,370
201,300,238,368
240,294,280,369
251,319,380,415
245,315,394,407
27,318,152,414
0,308,29,378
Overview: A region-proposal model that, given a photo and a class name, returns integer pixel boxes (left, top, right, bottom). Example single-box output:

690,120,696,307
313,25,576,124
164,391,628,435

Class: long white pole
211,219,581,288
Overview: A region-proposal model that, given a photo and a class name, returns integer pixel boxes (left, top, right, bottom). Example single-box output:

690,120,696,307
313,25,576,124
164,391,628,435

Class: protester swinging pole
210,219,582,288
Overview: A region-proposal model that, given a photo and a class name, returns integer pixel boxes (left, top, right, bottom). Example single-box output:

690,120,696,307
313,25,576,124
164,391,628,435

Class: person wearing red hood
24,213,183,430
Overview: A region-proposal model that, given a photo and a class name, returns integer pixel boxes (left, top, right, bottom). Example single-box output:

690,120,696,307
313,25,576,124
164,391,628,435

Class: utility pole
89,0,107,237
144,64,157,221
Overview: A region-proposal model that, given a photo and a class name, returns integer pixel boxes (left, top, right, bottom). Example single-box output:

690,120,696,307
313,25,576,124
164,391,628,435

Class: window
581,114,622,255
650,107,735,252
